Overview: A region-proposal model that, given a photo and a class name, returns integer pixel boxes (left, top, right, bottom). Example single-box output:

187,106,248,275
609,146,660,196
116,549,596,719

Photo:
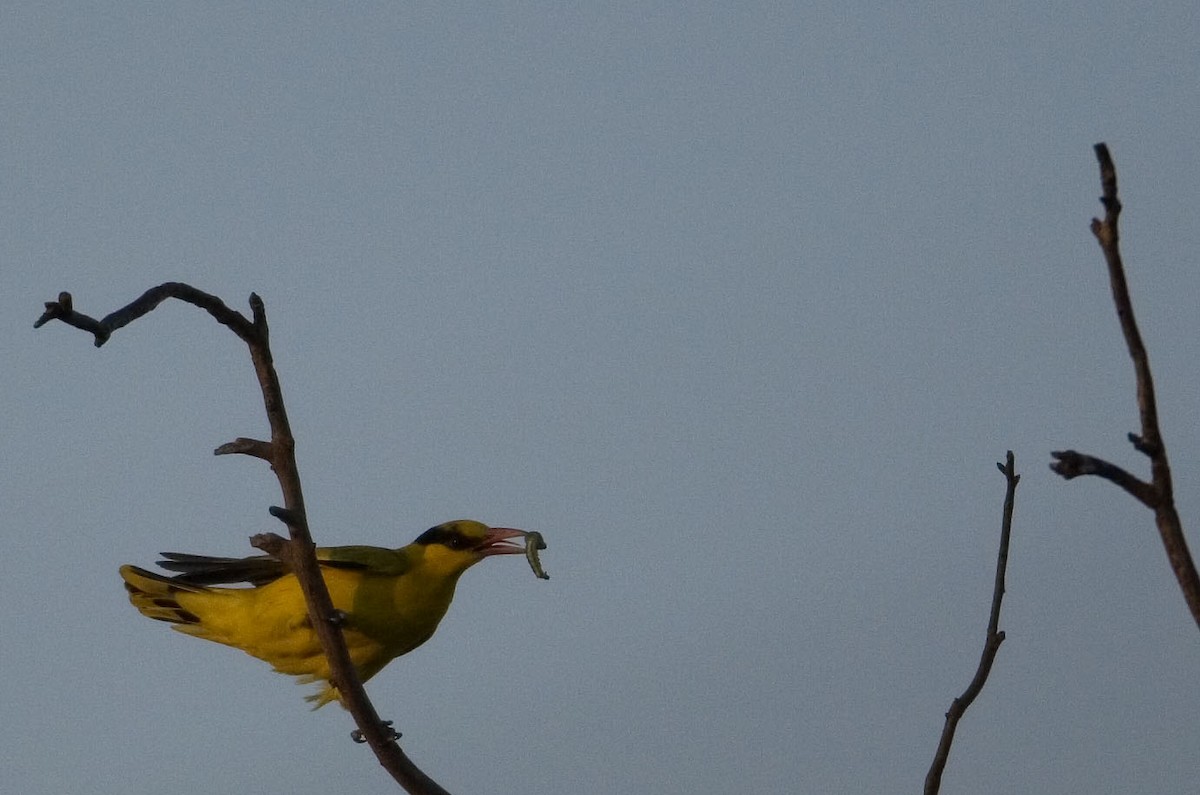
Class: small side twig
1050,143,1200,630
37,284,450,795
214,437,274,461
924,452,1020,795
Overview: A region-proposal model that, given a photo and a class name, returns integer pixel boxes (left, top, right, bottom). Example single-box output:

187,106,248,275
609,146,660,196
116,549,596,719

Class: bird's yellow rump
120,520,533,707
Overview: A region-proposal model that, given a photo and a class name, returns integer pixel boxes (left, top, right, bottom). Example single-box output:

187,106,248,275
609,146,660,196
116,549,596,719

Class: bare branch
37,283,451,794
925,452,1020,795
1048,450,1157,508
1050,144,1200,629
35,283,255,346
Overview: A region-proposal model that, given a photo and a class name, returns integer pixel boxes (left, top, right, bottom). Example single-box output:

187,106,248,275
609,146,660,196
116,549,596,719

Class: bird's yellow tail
120,564,208,625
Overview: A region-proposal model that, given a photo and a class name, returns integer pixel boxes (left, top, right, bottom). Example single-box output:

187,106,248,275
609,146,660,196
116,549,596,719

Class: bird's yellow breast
325,561,464,656
171,552,468,705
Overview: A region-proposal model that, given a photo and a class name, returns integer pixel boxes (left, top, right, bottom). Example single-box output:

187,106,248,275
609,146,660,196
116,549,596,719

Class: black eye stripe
414,527,442,545
415,526,472,549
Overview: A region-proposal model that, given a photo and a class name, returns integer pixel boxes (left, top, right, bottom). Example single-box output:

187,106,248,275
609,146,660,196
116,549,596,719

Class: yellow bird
120,520,531,707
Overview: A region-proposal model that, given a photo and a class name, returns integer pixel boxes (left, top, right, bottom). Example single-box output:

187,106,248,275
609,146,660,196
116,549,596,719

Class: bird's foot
350,720,401,744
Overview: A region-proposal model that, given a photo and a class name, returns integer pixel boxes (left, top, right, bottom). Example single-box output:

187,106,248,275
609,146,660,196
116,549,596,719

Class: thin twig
36,284,450,794
1049,143,1200,630
924,452,1020,795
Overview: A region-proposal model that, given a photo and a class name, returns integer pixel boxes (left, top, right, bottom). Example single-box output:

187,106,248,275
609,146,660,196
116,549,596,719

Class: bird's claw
350,720,400,744
328,609,348,626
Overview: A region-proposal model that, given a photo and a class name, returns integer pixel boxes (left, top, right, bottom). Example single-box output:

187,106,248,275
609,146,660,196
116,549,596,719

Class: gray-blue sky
3,2,1199,792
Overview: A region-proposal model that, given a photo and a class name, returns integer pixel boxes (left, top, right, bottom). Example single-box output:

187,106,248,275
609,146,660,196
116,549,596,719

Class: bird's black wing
156,552,288,586
156,546,402,586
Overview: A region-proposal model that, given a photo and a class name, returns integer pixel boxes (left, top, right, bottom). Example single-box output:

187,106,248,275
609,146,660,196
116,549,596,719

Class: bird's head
413,520,528,578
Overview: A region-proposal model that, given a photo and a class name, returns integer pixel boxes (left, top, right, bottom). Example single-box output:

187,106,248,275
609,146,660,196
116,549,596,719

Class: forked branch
36,283,449,795
924,452,1020,795
1050,143,1200,630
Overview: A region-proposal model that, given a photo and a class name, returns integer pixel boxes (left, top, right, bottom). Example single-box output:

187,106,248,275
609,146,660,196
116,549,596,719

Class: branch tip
249,293,268,336
250,532,288,557
1127,432,1158,457
214,437,273,460
268,505,304,529
1049,450,1082,478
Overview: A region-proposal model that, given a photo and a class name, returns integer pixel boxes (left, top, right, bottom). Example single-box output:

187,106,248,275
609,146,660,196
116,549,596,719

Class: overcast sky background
3,3,1199,793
